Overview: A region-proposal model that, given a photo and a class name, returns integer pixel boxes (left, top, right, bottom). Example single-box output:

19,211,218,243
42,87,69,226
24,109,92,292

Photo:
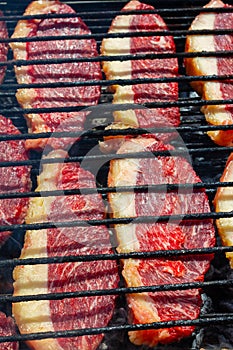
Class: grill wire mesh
0,0,233,349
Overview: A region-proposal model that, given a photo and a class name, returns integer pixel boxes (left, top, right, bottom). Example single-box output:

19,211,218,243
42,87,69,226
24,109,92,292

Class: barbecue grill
0,0,233,349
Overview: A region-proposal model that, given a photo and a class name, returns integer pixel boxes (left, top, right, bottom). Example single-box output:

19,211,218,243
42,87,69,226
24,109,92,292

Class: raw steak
108,136,215,347
214,153,233,267
0,312,18,350
0,10,8,84
185,0,233,146
13,150,119,350
0,115,31,247
10,0,102,151
101,0,180,142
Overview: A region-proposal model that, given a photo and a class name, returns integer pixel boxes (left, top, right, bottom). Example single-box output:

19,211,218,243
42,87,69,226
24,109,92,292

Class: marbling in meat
185,0,233,146
108,136,215,347
0,115,31,247
214,153,233,267
0,311,18,350
0,10,8,84
101,0,180,142
13,150,119,350
10,0,102,151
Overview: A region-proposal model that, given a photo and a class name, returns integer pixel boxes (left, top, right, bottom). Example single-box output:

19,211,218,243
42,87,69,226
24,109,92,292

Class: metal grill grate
0,1,233,349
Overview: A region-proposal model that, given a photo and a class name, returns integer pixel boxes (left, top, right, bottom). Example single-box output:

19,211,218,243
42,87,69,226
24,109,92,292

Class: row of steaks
0,0,232,349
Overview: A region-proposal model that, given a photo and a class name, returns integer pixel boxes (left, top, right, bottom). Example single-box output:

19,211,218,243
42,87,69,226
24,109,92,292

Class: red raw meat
185,0,233,146
0,115,31,247
108,136,215,347
10,1,102,151
0,312,18,350
13,150,119,350
0,10,8,84
101,0,180,143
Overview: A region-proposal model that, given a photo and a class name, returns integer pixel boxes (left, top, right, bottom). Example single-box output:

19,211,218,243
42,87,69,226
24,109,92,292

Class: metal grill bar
1,279,233,304
1,50,233,67
1,28,233,44
0,98,233,115
0,181,233,200
0,73,232,89
0,314,233,344
0,210,232,233
0,147,232,168
2,5,233,22
1,246,233,267
0,123,233,142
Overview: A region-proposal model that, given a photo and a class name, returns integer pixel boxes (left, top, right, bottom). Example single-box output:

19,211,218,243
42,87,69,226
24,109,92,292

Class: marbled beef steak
13,150,119,350
185,0,233,146
101,0,180,143
108,136,216,347
214,153,233,267
0,10,8,84
0,115,31,247
10,0,102,151
0,311,18,350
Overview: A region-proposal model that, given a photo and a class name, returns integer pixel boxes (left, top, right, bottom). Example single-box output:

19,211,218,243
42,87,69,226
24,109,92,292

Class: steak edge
214,152,233,267
101,0,180,144
0,10,8,84
10,0,102,151
0,115,31,247
108,136,215,347
185,0,233,146
13,150,119,350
